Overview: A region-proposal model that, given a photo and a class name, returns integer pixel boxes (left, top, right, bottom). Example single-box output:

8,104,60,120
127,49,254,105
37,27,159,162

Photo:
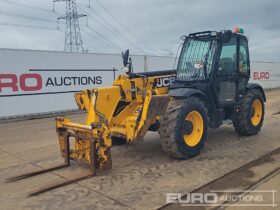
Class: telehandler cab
7,28,266,195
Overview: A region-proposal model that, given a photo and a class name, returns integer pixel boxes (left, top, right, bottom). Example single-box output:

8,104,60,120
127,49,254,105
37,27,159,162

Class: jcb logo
156,77,175,88
0,74,43,92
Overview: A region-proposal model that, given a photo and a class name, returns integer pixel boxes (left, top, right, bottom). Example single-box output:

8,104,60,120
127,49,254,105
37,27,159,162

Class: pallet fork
6,127,98,196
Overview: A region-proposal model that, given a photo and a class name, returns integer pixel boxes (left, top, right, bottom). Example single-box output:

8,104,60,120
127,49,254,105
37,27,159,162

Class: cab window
239,39,249,74
218,37,237,76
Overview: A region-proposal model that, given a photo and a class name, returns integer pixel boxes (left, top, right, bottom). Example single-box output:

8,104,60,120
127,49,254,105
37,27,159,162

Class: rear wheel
233,89,265,135
159,97,208,159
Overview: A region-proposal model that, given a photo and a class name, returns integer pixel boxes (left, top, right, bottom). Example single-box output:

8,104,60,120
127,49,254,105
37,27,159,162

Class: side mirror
122,49,129,67
222,30,232,43
121,49,133,75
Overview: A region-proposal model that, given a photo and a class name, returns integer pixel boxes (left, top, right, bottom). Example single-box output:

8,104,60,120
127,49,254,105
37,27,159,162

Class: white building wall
250,61,280,89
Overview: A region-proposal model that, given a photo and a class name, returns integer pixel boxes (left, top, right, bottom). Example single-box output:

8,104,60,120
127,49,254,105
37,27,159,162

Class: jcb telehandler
8,28,266,195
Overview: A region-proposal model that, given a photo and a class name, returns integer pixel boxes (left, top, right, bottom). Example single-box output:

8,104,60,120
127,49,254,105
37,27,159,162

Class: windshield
177,38,216,81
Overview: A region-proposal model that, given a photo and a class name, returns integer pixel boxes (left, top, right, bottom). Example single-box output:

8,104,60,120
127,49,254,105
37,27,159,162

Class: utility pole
53,0,87,52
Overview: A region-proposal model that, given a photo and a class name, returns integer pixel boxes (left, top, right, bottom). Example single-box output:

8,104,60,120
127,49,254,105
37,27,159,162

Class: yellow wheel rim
183,111,204,147
251,99,262,126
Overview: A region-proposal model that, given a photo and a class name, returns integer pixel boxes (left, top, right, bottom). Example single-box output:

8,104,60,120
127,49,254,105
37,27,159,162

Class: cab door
214,36,238,106
237,37,250,96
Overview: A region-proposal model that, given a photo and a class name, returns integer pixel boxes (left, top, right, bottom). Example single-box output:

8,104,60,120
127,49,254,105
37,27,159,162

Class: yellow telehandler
7,29,266,196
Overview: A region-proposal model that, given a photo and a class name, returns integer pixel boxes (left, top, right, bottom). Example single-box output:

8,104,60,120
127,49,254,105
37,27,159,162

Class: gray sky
0,0,279,62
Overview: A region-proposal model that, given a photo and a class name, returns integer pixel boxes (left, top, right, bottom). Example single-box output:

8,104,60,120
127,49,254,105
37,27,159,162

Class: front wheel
159,97,208,159
233,89,265,135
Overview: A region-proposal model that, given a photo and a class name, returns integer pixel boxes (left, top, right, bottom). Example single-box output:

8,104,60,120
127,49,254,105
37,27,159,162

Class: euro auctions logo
0,71,103,95
166,192,218,205
0,73,42,92
166,190,277,207
253,71,270,80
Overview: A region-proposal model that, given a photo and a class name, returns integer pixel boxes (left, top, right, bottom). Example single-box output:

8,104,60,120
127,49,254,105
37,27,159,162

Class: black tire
158,97,208,159
233,89,265,135
112,136,127,145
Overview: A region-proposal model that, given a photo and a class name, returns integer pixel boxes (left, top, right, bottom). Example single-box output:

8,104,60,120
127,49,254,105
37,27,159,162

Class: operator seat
219,57,234,75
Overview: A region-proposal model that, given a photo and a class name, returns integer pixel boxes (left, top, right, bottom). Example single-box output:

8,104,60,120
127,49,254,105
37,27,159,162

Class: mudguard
246,83,266,102
169,88,207,102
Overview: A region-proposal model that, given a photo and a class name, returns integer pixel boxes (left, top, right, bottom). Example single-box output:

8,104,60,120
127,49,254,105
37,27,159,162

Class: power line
0,0,53,13
78,6,128,46
83,41,100,53
0,21,59,30
80,5,140,53
0,10,56,23
81,4,163,56
0,1,123,53
54,0,86,52
77,6,125,51
86,25,123,51
83,29,109,49
86,5,148,54
94,0,137,41
0,0,164,55
79,2,148,54
83,29,113,50
82,30,108,53
94,0,160,55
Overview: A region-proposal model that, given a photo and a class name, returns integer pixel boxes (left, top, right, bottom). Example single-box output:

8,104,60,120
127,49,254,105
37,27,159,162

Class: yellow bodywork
56,72,175,171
